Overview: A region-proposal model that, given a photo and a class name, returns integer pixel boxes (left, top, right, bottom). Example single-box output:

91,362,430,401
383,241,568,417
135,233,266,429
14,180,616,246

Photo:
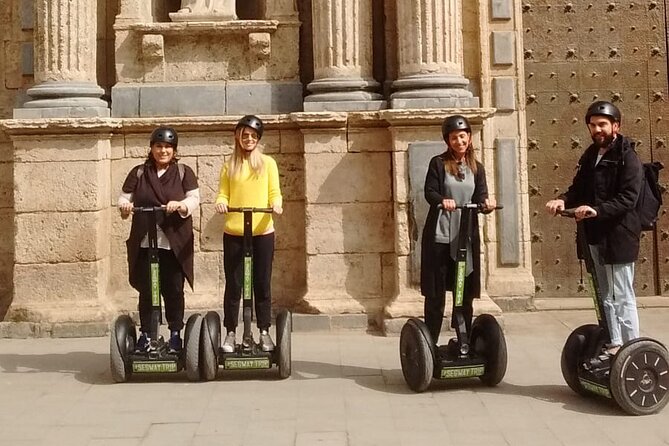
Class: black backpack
637,161,664,231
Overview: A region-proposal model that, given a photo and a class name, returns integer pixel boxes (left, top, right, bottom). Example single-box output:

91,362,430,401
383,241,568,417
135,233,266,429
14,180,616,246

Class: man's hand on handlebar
545,199,565,216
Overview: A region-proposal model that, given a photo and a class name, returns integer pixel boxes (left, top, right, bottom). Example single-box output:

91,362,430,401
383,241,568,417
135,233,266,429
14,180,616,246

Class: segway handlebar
227,207,274,213
437,203,504,211
559,208,595,218
132,206,166,213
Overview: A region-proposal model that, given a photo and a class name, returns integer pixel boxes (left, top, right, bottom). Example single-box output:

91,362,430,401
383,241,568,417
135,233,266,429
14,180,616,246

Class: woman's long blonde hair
443,137,478,179
228,127,265,178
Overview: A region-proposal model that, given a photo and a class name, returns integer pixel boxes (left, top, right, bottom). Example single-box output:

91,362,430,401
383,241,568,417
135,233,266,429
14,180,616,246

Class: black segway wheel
184,314,203,381
560,324,600,396
276,309,292,379
399,318,435,393
201,311,221,381
470,314,508,386
610,339,669,415
110,315,136,383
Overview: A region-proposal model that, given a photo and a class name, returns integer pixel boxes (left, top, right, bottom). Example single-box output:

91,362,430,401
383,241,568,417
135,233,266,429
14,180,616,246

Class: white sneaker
259,330,275,352
222,331,236,353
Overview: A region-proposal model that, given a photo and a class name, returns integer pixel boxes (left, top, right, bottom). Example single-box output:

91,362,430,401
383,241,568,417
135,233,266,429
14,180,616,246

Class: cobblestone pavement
1,309,669,445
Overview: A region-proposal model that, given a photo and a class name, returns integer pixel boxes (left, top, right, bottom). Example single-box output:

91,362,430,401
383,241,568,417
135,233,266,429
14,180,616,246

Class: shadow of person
0,352,112,385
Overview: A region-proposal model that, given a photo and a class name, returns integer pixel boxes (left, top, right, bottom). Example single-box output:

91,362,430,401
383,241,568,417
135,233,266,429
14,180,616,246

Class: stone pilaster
390,0,478,109
1,119,116,323
14,0,109,119
304,0,385,111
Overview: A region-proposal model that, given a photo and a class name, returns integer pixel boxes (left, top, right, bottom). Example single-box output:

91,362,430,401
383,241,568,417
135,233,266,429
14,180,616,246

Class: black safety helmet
442,115,471,141
150,126,178,148
235,115,264,140
585,101,621,125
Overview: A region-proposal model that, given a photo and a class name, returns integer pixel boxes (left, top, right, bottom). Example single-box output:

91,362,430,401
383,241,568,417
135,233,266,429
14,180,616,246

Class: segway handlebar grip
559,208,595,218
132,206,166,213
227,207,274,213
437,203,504,211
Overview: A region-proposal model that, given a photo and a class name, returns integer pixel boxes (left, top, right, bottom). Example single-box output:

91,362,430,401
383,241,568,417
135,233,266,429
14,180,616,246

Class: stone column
390,0,478,109
304,0,385,111
14,0,109,119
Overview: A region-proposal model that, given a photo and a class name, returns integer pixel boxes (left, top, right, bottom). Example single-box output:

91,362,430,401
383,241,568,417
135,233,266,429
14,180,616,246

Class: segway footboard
436,355,486,380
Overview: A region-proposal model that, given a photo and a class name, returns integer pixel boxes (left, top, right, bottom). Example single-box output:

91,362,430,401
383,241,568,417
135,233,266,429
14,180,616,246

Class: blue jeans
589,245,640,346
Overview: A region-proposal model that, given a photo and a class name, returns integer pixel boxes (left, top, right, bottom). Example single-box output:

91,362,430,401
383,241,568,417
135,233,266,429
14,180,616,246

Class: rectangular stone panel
491,0,512,20
304,152,392,204
495,138,520,266
139,83,226,117
408,142,446,283
302,130,347,154
14,160,110,212
347,128,392,153
20,0,34,29
305,203,393,255
226,81,303,114
492,31,515,66
21,42,33,75
13,136,111,162
111,84,140,118
493,77,516,112
15,210,110,264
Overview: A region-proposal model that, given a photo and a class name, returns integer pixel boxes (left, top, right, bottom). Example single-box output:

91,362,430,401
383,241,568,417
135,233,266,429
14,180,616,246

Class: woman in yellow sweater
215,115,283,352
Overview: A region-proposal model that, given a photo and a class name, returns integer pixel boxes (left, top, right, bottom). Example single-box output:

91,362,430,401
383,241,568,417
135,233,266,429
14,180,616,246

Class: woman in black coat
420,115,495,344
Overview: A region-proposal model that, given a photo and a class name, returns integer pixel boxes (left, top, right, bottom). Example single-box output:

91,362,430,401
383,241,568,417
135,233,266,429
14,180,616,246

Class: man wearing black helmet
420,115,496,344
546,101,643,355
118,126,200,353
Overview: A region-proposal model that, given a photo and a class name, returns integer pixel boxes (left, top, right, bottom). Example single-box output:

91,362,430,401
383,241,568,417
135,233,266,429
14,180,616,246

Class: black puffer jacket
559,134,643,264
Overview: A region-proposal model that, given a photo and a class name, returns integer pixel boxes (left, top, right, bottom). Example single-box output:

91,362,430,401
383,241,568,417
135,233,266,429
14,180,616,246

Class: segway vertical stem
144,207,163,345
453,204,475,355
242,210,254,348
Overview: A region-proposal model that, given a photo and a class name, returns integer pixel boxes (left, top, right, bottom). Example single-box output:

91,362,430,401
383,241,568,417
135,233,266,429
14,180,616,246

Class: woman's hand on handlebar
573,205,597,221
119,202,133,219
482,198,497,213
272,203,283,215
215,203,228,214
165,200,186,215
441,199,456,211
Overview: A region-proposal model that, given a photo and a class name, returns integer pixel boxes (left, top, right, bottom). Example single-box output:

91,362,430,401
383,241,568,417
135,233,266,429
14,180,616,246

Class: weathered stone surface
13,135,111,162
274,201,305,250
199,203,225,251
111,157,142,205
259,131,281,155
14,160,110,212
492,31,515,66
305,152,392,204
272,248,306,307
197,155,226,204
0,162,12,209
192,251,220,295
15,210,110,264
0,141,12,163
493,77,516,112
279,130,303,154
302,130,347,154
13,259,108,306
139,83,226,117
306,253,382,299
348,128,392,153
306,203,393,254
273,153,304,200
226,81,303,114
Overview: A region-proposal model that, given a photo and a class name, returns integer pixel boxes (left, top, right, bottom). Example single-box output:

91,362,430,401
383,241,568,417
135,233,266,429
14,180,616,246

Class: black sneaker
135,332,150,353
168,331,182,353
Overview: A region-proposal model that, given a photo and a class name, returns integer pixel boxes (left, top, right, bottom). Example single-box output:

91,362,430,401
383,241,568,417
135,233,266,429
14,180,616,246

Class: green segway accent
243,257,252,301
150,263,160,307
224,357,271,370
586,274,602,322
454,261,466,307
132,361,178,373
440,365,485,379
579,378,612,399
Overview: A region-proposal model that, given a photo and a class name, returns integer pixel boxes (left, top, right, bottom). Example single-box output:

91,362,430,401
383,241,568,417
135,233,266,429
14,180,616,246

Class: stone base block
13,106,110,119
390,96,480,109
303,100,387,112
111,81,304,118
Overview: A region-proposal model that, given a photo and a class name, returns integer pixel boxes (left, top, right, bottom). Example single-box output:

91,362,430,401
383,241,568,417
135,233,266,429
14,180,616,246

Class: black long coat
559,134,643,264
420,153,489,299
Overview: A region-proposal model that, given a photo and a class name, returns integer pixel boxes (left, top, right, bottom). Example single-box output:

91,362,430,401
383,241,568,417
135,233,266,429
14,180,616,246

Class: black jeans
136,248,185,333
223,232,275,332
423,242,475,344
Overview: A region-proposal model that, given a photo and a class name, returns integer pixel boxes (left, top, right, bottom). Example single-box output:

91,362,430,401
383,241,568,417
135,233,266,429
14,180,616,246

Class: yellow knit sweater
215,154,282,236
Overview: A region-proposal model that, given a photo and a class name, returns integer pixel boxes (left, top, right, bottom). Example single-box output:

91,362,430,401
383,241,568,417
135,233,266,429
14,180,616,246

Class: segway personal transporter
199,207,291,380
559,209,669,415
110,206,203,383
400,203,507,392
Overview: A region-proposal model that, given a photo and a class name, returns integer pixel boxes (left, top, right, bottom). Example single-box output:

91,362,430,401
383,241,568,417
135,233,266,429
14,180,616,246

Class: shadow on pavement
0,352,113,385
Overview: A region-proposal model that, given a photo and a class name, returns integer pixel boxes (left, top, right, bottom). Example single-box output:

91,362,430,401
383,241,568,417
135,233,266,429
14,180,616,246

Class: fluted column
304,0,385,111
14,0,109,118
390,0,478,109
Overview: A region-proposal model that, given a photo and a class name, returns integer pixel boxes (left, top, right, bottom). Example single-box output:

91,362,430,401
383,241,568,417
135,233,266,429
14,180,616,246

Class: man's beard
591,132,615,148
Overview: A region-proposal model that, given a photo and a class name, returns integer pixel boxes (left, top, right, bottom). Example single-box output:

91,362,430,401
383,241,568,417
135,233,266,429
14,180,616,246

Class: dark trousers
424,243,475,344
136,248,185,333
223,232,275,332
